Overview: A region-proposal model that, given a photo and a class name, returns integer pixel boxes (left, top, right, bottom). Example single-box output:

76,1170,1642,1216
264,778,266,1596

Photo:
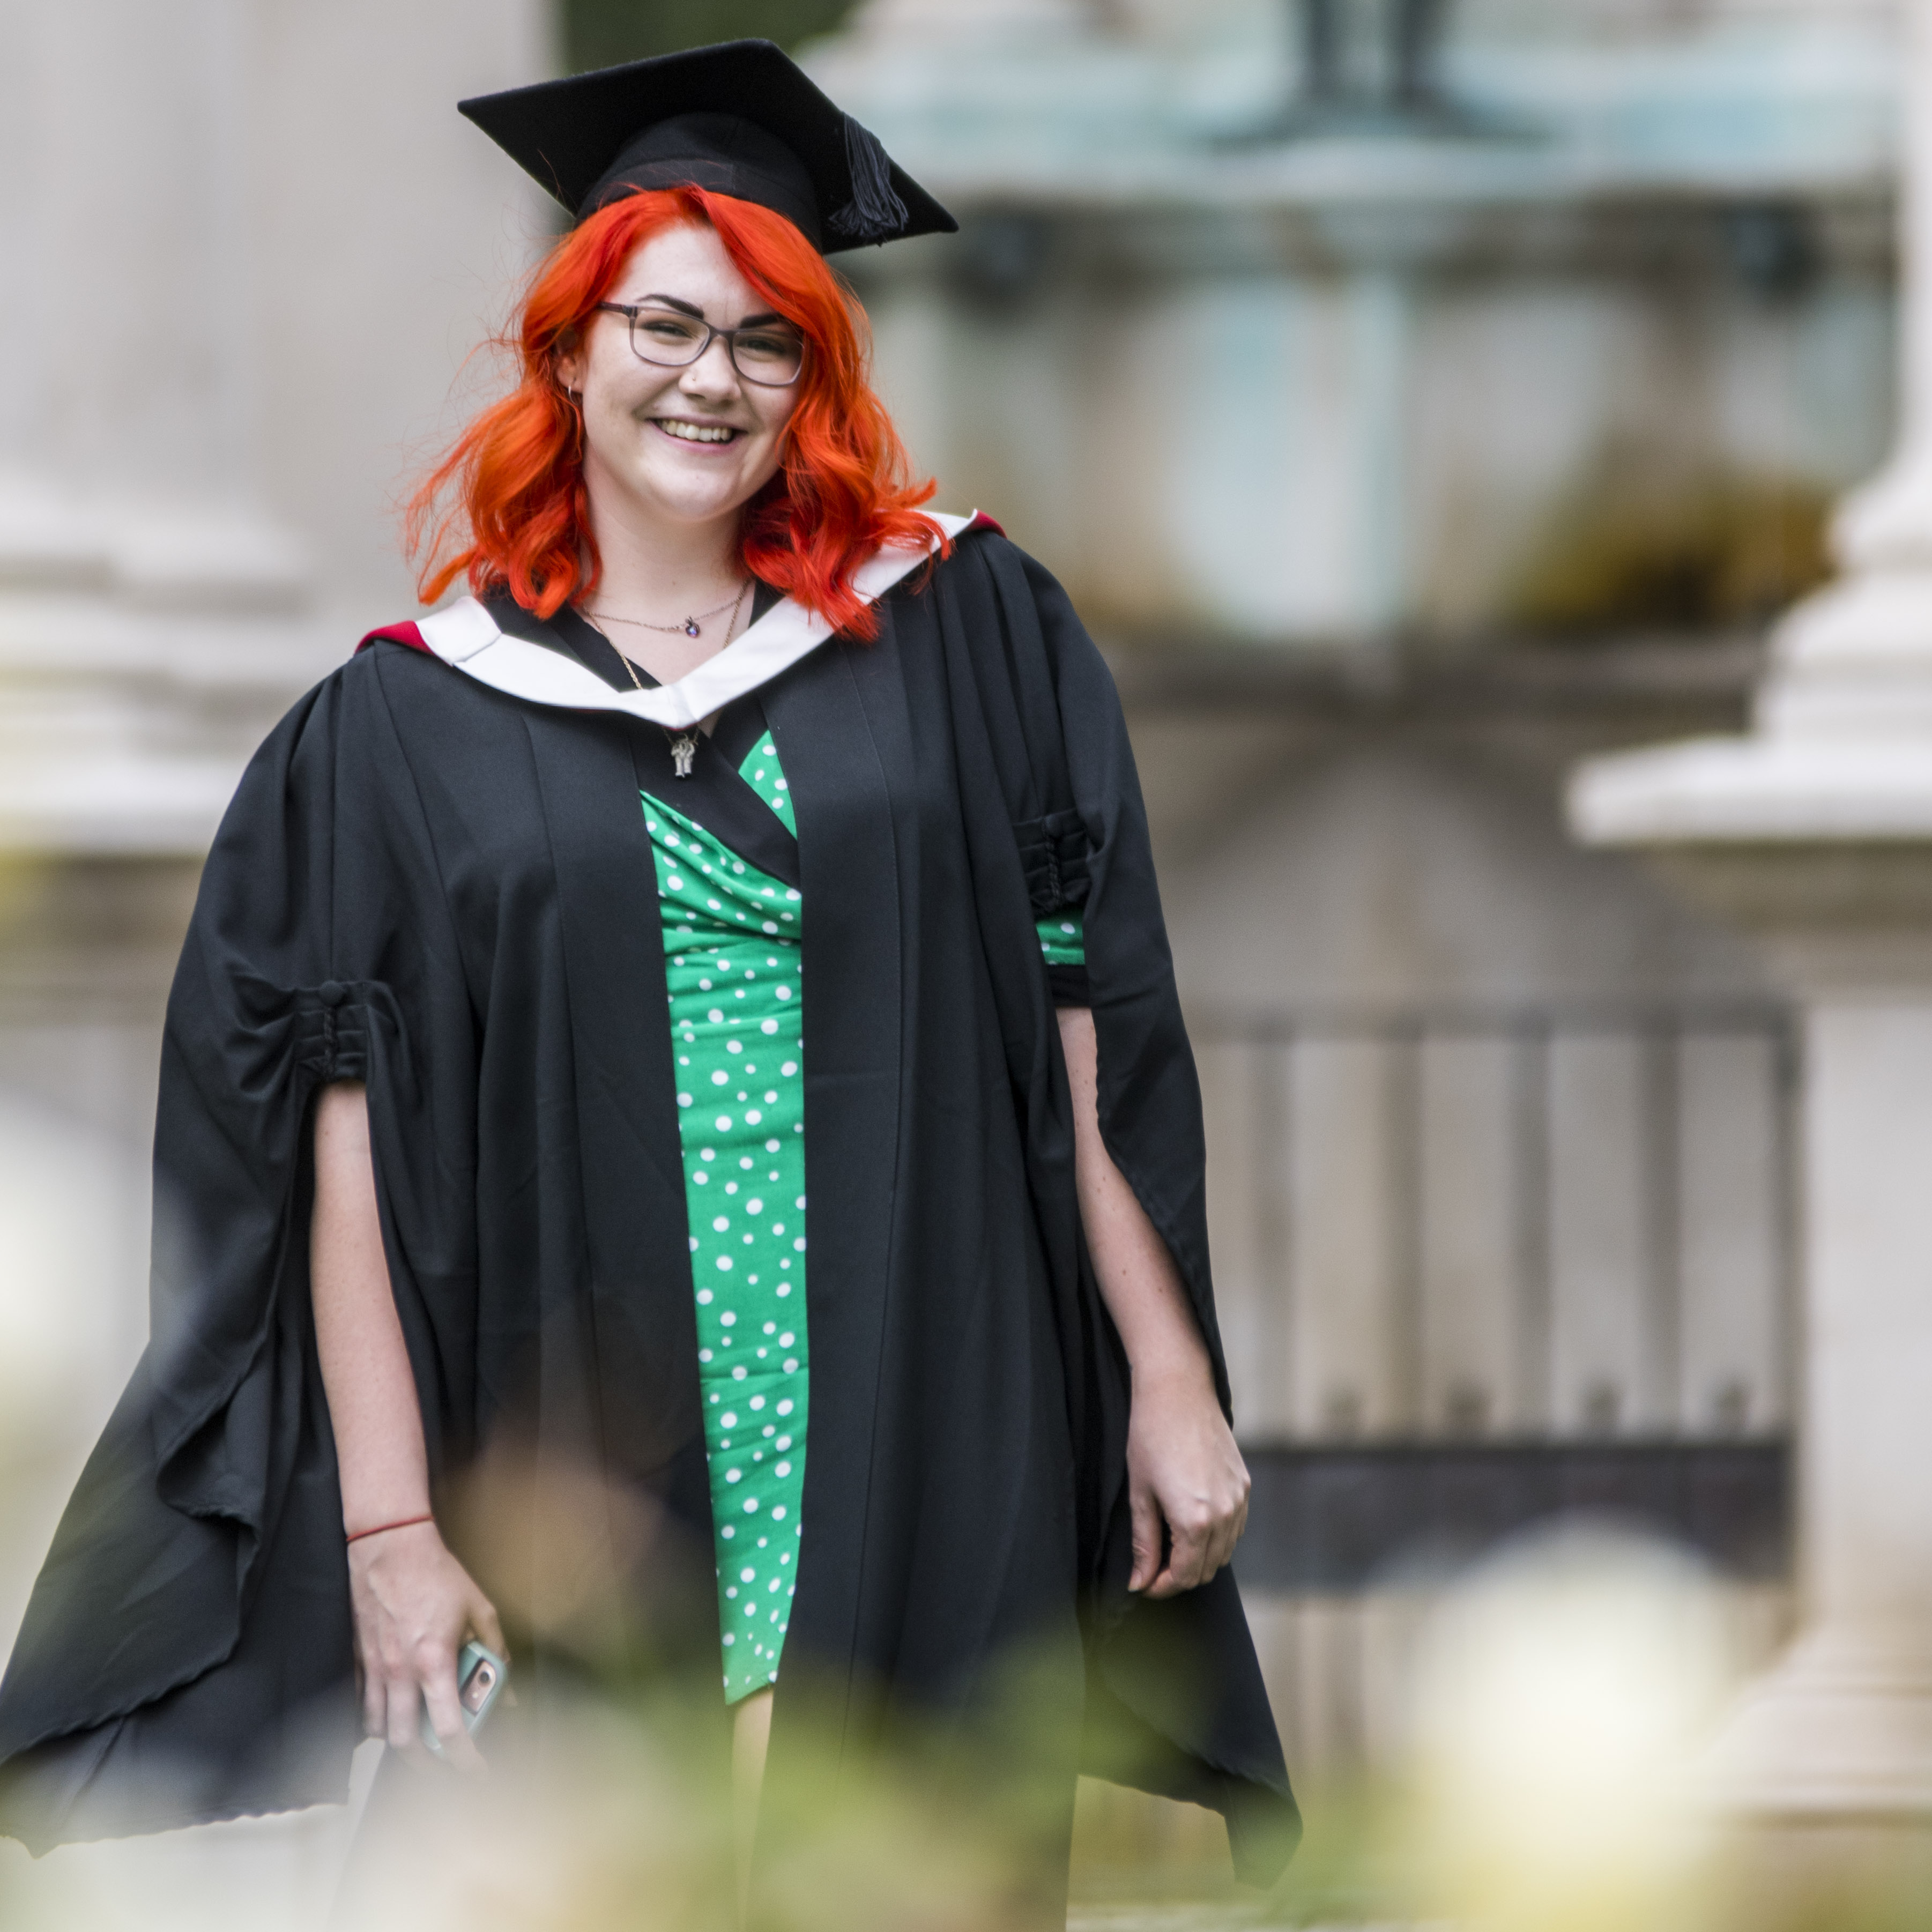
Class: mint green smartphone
419,1640,507,1758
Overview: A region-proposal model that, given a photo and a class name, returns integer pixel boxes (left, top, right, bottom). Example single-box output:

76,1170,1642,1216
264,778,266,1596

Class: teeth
659,420,736,443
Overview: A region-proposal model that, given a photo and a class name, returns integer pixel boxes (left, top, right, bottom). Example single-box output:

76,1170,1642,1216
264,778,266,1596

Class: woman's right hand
347,1519,506,1771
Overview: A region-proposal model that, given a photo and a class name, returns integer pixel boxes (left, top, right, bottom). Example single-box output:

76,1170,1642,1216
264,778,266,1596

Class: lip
649,417,746,450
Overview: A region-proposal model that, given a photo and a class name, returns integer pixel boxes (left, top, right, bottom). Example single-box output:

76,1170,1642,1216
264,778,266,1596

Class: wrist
1127,1349,1216,1405
345,1510,435,1545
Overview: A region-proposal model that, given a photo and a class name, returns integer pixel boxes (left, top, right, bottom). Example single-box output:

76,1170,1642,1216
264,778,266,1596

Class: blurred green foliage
1511,462,1833,638
563,0,860,70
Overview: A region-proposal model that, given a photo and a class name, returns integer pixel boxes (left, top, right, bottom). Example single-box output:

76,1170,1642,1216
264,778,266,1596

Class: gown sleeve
0,649,471,1851
949,531,1301,1885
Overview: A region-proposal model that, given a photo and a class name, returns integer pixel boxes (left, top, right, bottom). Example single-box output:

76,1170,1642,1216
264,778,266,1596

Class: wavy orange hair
406,187,941,638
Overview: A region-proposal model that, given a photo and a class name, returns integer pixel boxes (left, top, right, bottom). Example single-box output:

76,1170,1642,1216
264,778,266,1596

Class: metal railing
1194,1000,1799,1580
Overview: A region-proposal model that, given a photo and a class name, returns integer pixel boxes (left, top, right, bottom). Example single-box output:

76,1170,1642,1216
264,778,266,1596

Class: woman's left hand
1125,1360,1251,1597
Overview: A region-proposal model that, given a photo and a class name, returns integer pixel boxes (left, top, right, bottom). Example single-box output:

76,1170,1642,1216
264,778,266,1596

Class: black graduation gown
0,528,1298,1883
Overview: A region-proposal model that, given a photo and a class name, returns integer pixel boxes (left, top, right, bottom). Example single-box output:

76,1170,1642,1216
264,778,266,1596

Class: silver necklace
593,578,753,779
586,582,749,640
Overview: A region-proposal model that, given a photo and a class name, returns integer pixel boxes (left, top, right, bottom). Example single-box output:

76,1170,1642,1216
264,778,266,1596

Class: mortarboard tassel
829,116,910,244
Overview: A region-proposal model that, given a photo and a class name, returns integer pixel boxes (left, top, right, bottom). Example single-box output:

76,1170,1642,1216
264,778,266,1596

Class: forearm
311,1081,431,1533
1059,1005,1246,1594
1057,1006,1213,1394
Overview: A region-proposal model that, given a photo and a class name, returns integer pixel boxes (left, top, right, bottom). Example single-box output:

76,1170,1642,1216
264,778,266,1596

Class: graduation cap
459,39,957,254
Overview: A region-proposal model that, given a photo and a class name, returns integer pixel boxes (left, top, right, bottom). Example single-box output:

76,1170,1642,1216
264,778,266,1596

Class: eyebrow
629,292,792,330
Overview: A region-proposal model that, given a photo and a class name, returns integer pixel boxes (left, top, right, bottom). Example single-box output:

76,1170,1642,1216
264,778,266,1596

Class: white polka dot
717,1257,733,1271
777,1399,794,1416
747,1199,764,1214
775,986,792,1001
781,1062,797,1076
711,1071,729,1086
712,1215,730,1232
776,1461,792,1477
708,1009,724,1024
678,1093,693,1108
771,1505,787,1520
793,1237,807,1252
716,1115,732,1131
696,1287,713,1303
746,1109,762,1124
689,1238,701,1254
725,1470,742,1484
720,1311,737,1327
766,1139,781,1152
722,1411,738,1428
741,1567,755,1582
744,1498,759,1513
760,1019,778,1035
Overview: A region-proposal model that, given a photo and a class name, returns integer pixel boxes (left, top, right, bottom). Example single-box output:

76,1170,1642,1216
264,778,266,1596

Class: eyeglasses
594,303,806,387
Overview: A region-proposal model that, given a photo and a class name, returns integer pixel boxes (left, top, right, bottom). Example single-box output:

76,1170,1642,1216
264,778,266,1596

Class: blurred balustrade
1199,999,1795,1586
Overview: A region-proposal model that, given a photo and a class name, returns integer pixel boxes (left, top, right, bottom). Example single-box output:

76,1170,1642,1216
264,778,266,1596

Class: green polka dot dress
642,724,1083,1706
643,730,807,1704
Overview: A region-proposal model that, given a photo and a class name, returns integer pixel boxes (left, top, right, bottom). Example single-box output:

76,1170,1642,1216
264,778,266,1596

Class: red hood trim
356,620,430,656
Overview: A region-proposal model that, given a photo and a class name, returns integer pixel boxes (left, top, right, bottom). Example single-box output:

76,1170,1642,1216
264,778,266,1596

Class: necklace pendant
682,617,701,638
670,732,698,779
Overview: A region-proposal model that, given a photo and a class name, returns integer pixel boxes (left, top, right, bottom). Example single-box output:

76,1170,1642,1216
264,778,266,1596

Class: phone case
419,1639,508,1757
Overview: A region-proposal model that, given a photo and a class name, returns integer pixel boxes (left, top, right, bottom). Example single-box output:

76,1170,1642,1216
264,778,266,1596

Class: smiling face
558,220,804,542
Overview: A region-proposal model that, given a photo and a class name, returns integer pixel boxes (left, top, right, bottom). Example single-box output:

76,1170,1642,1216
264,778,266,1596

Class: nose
679,334,741,400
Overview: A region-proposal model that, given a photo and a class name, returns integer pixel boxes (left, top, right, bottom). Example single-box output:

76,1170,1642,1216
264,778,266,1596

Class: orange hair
406,187,941,638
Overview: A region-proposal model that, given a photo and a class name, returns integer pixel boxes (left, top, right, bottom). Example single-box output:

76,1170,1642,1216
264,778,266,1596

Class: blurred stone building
0,0,1908,1902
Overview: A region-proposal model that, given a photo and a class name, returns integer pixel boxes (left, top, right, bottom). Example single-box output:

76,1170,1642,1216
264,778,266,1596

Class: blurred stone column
1569,0,1932,1827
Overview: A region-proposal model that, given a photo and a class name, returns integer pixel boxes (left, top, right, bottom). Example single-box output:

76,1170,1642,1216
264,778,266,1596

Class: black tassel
828,116,909,244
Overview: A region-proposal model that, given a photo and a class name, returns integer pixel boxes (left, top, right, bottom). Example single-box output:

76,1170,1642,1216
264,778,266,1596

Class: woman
0,38,1296,1911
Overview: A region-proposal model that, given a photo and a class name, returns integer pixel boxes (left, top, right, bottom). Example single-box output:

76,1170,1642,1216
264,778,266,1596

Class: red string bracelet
345,1512,434,1545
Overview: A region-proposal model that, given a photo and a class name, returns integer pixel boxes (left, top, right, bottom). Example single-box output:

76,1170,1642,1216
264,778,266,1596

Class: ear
553,333,585,398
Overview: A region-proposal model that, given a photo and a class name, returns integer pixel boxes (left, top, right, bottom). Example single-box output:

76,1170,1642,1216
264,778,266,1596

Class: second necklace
613,577,753,778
